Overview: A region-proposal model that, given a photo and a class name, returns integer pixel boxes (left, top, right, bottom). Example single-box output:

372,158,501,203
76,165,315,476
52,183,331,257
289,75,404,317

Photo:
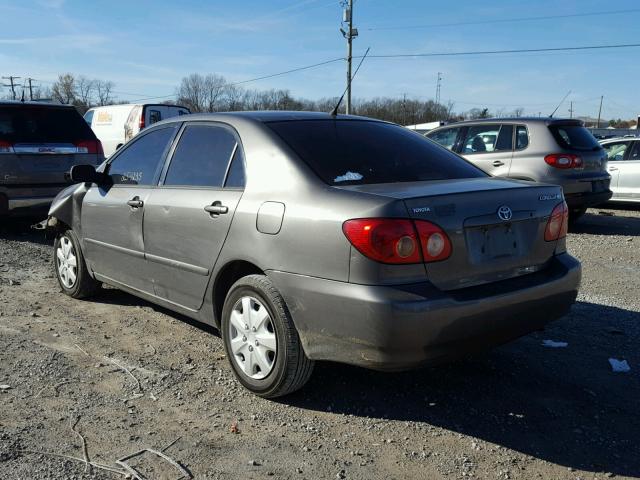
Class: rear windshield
0,106,95,143
266,120,486,185
548,125,601,151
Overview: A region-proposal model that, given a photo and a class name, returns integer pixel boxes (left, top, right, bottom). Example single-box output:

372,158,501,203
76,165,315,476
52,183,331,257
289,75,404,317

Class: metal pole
28,78,34,101
346,0,353,115
2,76,19,100
569,101,573,118
597,96,603,128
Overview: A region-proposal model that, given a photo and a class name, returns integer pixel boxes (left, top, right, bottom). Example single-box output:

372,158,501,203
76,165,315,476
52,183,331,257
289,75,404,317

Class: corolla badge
497,205,513,221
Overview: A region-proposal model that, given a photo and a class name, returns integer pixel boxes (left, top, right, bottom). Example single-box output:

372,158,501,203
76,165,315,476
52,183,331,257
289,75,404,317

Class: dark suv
426,118,612,220
0,101,103,217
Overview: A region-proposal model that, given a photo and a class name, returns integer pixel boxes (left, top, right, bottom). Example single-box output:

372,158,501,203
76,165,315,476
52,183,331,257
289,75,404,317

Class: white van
84,103,190,157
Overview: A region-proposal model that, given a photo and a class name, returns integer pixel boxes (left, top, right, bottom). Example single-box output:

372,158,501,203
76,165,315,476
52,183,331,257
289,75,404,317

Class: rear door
458,123,514,176
143,123,245,310
81,124,179,292
617,141,640,200
0,105,101,186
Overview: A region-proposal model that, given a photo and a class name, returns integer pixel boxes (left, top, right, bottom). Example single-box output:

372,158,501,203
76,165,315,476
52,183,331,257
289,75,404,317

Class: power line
366,8,640,31
362,43,640,59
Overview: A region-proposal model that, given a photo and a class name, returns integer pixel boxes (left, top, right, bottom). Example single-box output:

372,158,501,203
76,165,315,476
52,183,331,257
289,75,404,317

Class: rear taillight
544,153,583,169
139,115,145,130
0,140,14,153
544,201,569,241
342,218,451,264
75,140,103,155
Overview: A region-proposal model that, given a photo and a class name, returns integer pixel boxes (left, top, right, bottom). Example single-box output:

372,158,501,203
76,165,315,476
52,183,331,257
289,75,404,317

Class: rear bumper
268,253,581,371
0,185,67,216
565,190,612,209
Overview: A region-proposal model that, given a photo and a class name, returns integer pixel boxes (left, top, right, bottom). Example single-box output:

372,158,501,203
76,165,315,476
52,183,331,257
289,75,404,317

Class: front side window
108,126,177,185
602,141,630,161
267,120,485,186
426,127,459,150
164,124,237,188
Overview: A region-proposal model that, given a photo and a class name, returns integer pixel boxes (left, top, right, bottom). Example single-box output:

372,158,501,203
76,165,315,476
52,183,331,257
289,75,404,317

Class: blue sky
0,0,638,119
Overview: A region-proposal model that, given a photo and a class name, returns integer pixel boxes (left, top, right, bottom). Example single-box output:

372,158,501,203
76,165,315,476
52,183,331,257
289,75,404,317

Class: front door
602,140,631,196
143,123,246,310
81,124,179,292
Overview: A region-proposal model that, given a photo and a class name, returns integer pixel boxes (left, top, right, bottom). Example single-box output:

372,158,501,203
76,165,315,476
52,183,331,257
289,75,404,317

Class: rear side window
426,127,459,150
225,147,246,188
0,106,95,143
164,124,237,188
267,120,485,185
462,124,512,153
549,125,601,151
516,125,529,149
83,110,94,125
108,126,177,185
629,142,640,161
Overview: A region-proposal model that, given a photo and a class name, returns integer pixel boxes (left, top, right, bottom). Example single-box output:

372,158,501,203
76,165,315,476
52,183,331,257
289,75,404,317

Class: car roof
0,100,77,108
436,117,585,127
154,110,381,125
600,136,640,143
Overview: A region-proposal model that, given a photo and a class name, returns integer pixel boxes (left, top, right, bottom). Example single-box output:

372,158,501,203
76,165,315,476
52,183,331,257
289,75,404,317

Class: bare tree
76,76,96,107
50,73,76,104
96,80,115,106
176,73,206,112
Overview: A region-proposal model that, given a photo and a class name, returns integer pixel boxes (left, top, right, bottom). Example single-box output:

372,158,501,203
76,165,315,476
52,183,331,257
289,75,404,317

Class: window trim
157,121,247,190
104,123,181,188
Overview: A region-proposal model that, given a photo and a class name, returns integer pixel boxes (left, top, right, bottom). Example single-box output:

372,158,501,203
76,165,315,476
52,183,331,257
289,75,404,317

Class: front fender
47,183,89,235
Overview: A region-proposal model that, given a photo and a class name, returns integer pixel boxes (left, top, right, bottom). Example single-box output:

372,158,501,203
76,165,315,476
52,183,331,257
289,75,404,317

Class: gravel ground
0,205,638,480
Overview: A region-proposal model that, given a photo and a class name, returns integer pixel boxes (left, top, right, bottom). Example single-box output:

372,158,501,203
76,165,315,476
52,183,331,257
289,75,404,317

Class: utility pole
2,76,20,100
597,96,603,128
402,93,407,125
435,72,442,105
341,0,357,114
568,101,573,119
27,78,34,101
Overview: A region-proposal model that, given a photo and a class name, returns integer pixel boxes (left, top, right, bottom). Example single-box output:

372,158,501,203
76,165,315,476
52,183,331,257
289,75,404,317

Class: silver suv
0,101,103,217
426,118,612,219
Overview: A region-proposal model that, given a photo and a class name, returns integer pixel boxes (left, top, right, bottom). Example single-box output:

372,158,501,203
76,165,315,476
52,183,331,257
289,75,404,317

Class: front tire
53,229,100,299
221,274,314,398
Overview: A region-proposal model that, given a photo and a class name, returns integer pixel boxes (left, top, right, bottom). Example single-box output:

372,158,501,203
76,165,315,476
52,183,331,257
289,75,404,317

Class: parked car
426,118,612,220
0,101,103,218
46,112,581,397
600,137,640,202
84,103,190,157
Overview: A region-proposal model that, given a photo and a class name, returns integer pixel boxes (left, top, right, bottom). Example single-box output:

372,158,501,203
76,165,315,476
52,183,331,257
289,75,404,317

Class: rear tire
53,229,100,299
221,274,314,398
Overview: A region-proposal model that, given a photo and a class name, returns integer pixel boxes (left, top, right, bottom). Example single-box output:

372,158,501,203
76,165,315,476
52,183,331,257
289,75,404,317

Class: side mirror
70,164,108,184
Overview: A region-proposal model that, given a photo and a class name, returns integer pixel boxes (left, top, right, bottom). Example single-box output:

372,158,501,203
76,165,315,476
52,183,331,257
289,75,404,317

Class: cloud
37,0,65,9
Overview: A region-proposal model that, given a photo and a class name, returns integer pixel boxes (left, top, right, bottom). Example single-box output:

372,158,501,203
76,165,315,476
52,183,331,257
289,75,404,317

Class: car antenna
330,47,370,117
549,90,571,118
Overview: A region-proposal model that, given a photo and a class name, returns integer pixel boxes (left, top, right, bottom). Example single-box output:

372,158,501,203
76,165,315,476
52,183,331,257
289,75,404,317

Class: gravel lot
0,206,638,479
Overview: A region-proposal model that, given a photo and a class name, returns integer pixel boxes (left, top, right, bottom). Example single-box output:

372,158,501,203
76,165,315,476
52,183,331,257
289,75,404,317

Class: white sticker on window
334,171,363,183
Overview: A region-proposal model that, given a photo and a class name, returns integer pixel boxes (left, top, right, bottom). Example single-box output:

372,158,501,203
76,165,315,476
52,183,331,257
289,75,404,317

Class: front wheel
221,274,314,398
53,229,100,299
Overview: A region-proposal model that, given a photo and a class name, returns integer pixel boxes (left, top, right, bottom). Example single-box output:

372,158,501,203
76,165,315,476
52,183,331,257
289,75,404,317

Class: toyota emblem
497,205,512,221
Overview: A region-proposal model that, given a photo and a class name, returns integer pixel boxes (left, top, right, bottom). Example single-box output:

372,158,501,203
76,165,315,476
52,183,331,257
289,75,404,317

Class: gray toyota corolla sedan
46,111,581,397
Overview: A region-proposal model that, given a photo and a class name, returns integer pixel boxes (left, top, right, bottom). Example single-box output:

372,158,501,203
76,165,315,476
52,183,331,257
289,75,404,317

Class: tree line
4,72,634,128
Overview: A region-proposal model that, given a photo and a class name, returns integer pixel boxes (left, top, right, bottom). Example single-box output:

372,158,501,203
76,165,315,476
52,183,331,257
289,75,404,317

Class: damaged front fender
46,183,90,235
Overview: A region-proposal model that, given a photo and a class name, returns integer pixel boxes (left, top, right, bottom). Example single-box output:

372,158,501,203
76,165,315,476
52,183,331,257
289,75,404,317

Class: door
81,125,179,292
143,123,246,310
459,124,514,175
617,141,640,200
602,140,631,196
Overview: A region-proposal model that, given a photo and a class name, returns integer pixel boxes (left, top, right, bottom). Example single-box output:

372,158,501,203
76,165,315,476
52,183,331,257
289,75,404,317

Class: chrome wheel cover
228,296,277,380
56,236,78,289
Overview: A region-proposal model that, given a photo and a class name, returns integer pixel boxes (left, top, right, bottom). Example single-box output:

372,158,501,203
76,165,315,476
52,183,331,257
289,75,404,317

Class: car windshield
266,119,486,185
548,124,601,151
0,105,94,143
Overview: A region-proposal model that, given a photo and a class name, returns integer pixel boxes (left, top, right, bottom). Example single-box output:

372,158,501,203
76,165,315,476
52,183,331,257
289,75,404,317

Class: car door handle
608,167,618,171
492,161,505,167
127,197,144,208
204,201,228,216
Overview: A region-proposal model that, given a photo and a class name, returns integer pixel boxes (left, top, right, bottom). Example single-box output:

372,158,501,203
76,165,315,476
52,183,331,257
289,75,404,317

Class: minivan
84,103,190,157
